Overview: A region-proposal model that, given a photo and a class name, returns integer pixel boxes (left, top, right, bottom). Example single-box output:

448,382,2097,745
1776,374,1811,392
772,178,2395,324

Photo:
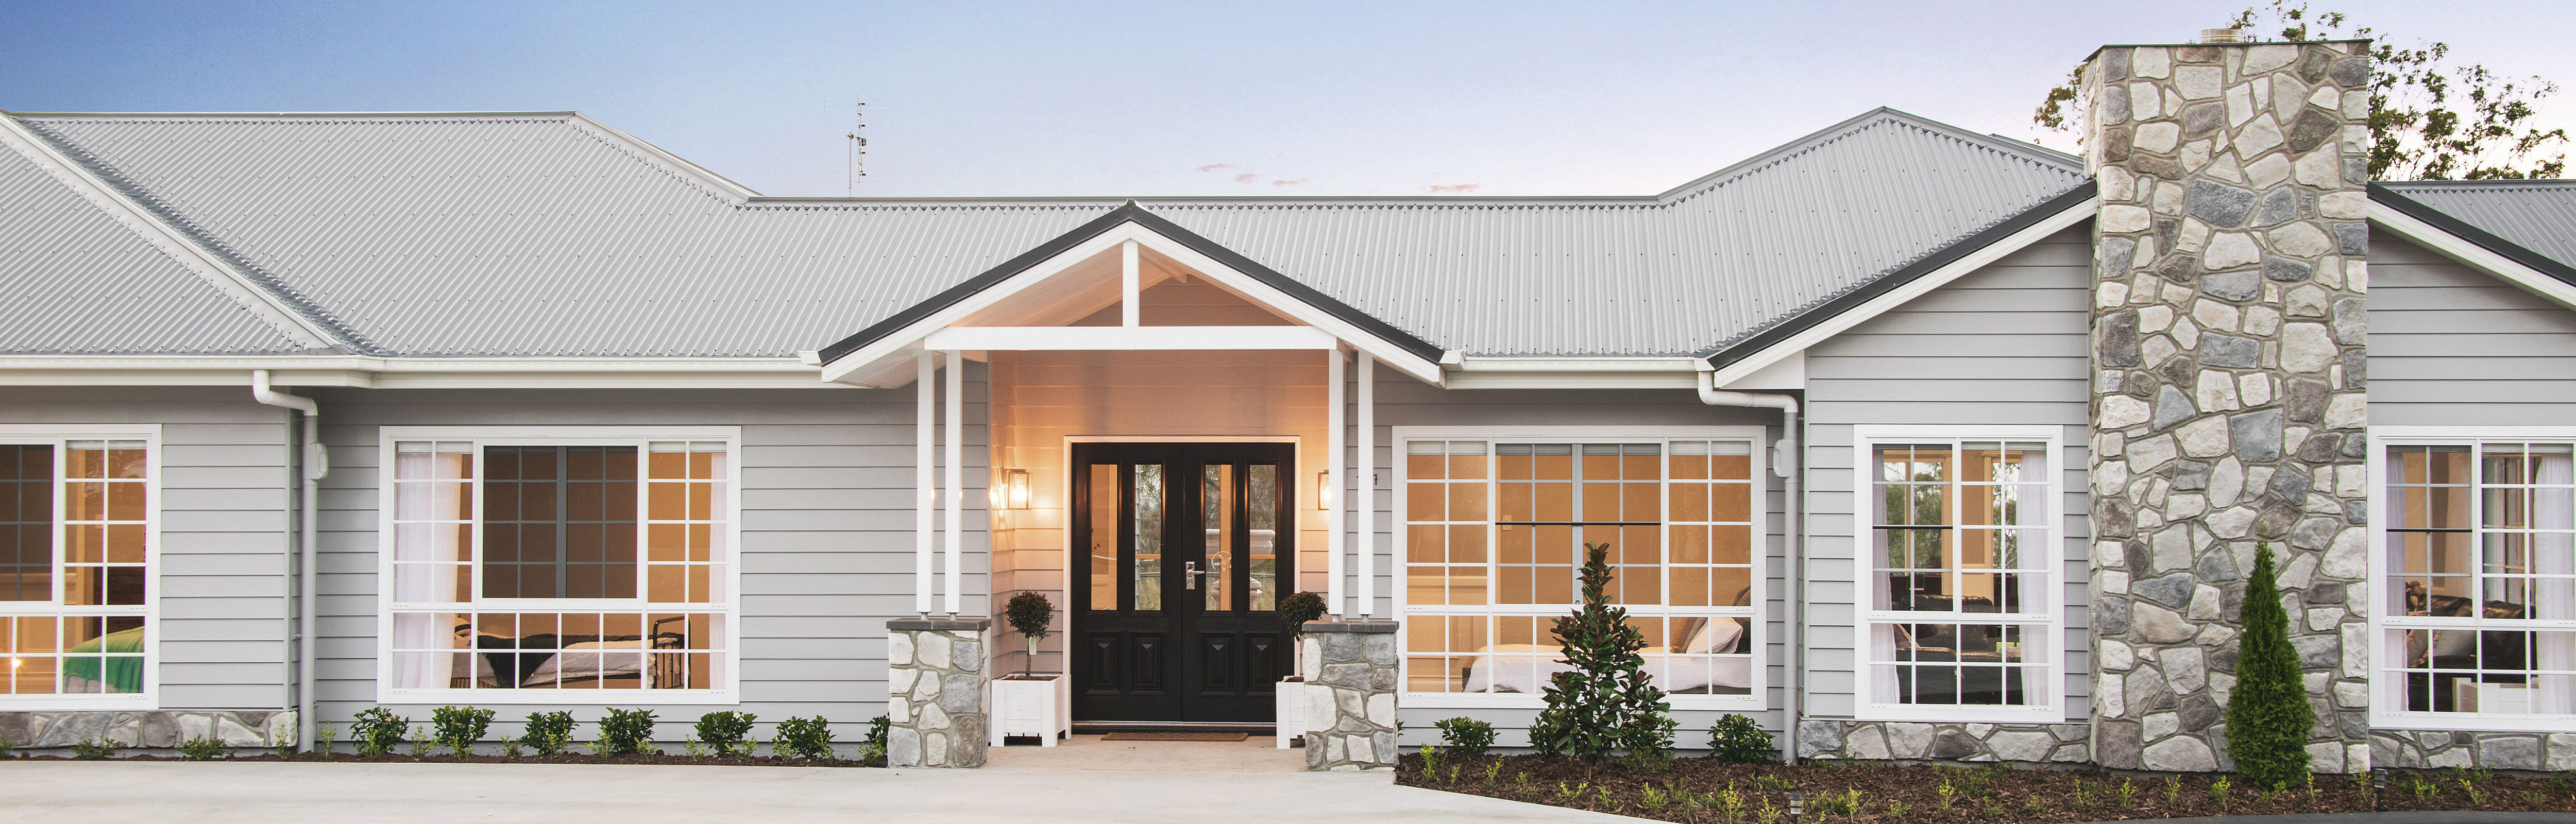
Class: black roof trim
815,202,1446,366
1703,181,2099,370
2369,182,2576,288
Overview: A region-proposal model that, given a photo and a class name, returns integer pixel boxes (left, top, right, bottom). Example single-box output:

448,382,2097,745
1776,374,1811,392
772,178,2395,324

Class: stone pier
886,617,989,768
2082,39,2374,774
1301,620,1397,771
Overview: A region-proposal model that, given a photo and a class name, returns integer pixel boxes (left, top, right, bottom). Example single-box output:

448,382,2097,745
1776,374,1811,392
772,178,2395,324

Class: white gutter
1698,366,1802,764
250,370,327,753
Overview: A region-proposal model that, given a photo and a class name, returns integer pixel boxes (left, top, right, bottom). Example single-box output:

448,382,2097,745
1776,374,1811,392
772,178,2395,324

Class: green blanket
64,626,145,694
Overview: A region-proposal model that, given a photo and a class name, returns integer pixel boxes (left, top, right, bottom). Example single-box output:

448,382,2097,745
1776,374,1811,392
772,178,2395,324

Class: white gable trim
2368,199,2576,311
817,220,1447,386
0,114,347,352
1705,194,2102,388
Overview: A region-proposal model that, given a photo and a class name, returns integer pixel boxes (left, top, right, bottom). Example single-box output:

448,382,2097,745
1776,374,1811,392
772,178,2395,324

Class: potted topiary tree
1274,590,1328,749
989,591,1070,747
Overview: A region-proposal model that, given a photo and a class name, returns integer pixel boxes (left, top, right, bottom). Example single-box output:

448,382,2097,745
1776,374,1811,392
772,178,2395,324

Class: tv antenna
845,100,868,195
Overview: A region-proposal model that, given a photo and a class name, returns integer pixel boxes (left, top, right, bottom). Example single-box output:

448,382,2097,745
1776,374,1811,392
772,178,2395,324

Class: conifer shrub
2225,541,2315,791
1528,542,1676,770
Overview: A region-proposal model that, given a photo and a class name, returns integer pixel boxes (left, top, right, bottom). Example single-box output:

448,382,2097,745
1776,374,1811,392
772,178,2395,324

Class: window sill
1854,705,2063,725
0,695,158,711
2371,711,2576,734
375,690,740,706
1401,692,1765,712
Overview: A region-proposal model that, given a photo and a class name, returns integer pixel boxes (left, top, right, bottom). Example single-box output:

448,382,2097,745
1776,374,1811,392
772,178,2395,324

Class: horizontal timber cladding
0,386,294,711
1374,379,1792,749
2367,229,2576,426
310,379,988,742
1802,226,2096,736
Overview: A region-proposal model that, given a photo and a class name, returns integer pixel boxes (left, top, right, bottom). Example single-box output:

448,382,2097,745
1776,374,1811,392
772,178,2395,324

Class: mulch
1395,753,2576,823
7,750,886,768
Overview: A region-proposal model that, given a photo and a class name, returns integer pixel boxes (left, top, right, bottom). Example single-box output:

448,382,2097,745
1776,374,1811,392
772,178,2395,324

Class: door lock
1183,561,1201,590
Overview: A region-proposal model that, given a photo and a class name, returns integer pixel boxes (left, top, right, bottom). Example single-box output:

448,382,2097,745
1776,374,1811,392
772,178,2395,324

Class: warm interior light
1317,470,1333,510
1004,468,1031,510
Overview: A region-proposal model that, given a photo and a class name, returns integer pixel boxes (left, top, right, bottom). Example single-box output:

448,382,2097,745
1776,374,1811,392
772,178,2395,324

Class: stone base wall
1,710,296,751
1799,720,2088,764
2374,731,2576,771
887,617,988,768
1301,620,1397,771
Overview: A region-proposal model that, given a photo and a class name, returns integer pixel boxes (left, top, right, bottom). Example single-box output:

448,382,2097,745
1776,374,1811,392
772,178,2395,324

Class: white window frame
0,424,162,710
1851,425,2064,724
374,426,743,705
1393,424,1769,712
2369,426,2576,733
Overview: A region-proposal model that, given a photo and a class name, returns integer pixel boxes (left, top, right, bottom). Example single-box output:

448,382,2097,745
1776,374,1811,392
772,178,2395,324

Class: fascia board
1452,356,1704,372
1704,188,2101,388
0,356,825,388
1127,225,1444,384
0,115,347,352
2367,192,2576,311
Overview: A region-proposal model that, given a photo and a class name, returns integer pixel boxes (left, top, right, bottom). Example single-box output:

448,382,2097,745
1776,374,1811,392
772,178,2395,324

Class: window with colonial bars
2379,439,2576,727
380,431,735,699
1396,428,1764,708
1856,429,2060,722
1,432,154,703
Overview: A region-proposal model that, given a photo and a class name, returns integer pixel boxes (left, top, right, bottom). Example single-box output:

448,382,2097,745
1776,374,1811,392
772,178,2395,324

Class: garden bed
1394,753,2576,823
8,750,885,767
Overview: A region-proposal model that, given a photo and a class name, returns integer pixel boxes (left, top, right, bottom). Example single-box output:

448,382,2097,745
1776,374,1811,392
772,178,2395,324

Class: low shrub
349,708,406,757
523,711,575,756
774,716,835,760
861,715,890,762
1707,713,1775,764
432,706,495,758
695,711,757,757
1434,717,1497,757
72,739,115,760
177,736,225,761
597,708,657,756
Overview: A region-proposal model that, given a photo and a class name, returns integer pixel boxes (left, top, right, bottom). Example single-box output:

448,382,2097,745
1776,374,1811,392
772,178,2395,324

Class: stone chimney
2082,40,2372,774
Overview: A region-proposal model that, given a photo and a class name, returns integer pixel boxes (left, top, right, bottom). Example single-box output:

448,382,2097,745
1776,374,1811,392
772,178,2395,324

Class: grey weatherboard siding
2367,230,2576,426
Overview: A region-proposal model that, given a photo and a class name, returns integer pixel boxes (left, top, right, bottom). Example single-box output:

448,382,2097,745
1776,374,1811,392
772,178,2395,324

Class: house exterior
3,36,2573,772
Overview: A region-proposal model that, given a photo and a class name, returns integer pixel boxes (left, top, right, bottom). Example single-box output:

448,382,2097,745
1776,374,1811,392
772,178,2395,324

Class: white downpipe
944,350,964,616
1698,368,1802,764
916,352,935,616
1355,355,1374,619
1325,348,1345,617
249,370,326,752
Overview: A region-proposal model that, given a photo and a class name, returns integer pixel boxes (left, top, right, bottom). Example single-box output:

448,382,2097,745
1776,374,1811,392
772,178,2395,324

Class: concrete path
1,758,1647,823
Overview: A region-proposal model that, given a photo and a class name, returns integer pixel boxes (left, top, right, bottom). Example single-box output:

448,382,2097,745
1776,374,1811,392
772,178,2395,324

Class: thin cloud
1195,163,1235,173
1427,183,1483,194
1233,173,1260,183
1271,178,1309,186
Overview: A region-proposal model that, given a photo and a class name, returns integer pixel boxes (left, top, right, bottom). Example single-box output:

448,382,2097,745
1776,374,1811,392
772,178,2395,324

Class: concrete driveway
1,759,1647,824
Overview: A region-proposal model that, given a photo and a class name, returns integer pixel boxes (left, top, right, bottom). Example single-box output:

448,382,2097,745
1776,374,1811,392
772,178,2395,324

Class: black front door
1070,442,1294,722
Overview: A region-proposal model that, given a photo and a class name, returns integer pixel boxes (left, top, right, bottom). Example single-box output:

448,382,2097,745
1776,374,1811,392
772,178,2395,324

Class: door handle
1184,561,1200,590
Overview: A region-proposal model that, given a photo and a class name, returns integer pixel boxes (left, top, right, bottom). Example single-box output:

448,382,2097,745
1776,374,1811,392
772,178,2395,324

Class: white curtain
391,448,467,689
2535,452,2573,713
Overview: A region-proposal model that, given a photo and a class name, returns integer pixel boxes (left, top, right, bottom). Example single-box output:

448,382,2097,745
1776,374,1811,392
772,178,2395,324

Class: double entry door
1071,441,1295,723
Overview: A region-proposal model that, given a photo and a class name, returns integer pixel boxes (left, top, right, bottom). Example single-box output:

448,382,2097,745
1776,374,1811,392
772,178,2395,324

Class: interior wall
985,346,1330,677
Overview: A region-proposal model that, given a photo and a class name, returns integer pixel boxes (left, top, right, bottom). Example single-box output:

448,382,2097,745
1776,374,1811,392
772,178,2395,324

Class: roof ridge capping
1652,107,2086,204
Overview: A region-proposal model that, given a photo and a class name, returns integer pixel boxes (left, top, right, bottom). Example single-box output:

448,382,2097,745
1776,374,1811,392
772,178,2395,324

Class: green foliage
407,725,434,758
273,721,293,759
2226,542,2316,792
1005,591,1057,676
522,711,575,756
1527,542,1676,766
431,706,495,757
1418,743,1443,776
1433,717,1496,757
1815,788,1865,816
316,723,336,759
72,739,115,760
693,711,757,757
774,716,836,760
1707,713,1776,764
860,714,890,763
500,736,524,758
597,708,657,756
349,708,406,757
1278,591,1327,640
177,736,226,761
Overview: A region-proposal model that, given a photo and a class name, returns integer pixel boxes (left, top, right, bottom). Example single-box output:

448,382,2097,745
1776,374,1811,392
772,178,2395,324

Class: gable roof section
10,107,2089,360
0,118,335,355
2374,181,2576,282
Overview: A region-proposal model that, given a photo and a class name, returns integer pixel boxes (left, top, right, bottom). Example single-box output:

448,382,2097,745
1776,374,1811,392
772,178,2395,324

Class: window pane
1,445,52,602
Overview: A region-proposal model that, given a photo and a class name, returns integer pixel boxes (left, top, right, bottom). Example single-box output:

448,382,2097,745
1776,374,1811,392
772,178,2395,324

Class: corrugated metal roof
0,133,320,355
2379,180,2576,270
11,108,2091,358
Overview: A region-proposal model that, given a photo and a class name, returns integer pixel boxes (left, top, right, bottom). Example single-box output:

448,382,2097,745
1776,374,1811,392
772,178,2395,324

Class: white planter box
1275,679,1305,748
989,674,1071,746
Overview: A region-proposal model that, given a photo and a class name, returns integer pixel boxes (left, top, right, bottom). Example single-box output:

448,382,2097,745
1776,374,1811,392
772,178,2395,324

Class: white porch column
915,352,935,616
1326,347,1345,616
944,349,965,616
1355,355,1374,619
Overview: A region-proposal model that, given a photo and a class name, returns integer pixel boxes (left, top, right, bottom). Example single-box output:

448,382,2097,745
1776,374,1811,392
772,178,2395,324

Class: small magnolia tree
2225,541,2315,791
1528,542,1676,773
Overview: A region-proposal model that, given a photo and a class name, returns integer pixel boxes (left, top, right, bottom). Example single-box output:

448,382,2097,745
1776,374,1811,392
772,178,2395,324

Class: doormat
1099,731,1249,742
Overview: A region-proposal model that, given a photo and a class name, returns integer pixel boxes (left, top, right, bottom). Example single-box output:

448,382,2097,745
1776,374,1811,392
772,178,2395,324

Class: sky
4,1,2570,198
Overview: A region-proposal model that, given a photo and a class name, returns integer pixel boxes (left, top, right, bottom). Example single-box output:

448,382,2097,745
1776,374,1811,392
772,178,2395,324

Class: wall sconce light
1316,470,1333,510
1003,468,1031,510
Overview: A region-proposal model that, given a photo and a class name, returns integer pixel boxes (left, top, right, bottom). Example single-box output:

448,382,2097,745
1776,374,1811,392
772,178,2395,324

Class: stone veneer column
0,710,296,752
2083,40,2373,774
1301,620,1398,771
886,617,989,768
